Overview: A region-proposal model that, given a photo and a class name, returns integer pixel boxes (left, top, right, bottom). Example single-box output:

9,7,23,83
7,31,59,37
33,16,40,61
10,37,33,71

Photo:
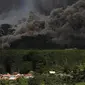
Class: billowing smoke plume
1,0,85,49
34,0,78,14
0,0,77,25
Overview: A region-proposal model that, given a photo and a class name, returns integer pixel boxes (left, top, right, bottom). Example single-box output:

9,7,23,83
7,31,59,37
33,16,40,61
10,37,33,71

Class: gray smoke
0,0,34,24
1,0,84,49
0,0,77,25
34,0,77,14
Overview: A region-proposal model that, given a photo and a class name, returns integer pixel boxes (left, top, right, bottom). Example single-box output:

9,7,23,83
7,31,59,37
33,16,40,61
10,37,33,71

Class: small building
9,75,17,80
24,73,34,79
49,71,56,74
2,73,10,80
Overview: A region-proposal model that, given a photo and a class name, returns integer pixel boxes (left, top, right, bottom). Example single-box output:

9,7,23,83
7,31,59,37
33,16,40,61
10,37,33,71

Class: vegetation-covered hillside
0,0,85,49
0,49,85,73
0,49,85,85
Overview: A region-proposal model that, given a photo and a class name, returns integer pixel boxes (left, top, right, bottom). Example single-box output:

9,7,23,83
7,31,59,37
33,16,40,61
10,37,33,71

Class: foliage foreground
0,49,85,85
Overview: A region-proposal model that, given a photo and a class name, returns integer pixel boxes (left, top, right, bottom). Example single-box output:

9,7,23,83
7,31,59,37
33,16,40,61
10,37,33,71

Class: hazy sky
0,0,34,24
0,0,22,13
0,0,77,24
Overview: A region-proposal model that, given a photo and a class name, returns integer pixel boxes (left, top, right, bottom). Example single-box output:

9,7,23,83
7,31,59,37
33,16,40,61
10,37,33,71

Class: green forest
0,50,85,85
1,49,85,73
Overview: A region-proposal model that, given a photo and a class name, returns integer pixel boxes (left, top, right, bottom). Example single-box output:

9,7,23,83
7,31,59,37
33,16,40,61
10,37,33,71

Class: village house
0,72,34,80
24,73,34,79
